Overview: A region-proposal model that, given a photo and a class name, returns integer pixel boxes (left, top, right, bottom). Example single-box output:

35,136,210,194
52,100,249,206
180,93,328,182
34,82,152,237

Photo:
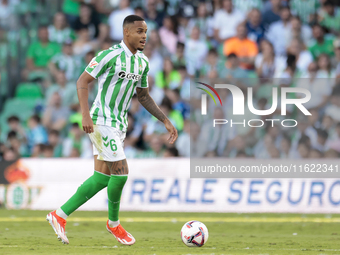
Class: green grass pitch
1,210,340,255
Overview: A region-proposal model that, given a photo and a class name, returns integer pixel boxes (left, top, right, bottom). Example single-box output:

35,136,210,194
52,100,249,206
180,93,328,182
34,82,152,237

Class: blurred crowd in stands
0,0,340,161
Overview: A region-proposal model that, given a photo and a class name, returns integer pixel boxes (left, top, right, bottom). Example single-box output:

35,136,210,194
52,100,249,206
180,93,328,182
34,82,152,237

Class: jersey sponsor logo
89,60,99,68
118,71,141,81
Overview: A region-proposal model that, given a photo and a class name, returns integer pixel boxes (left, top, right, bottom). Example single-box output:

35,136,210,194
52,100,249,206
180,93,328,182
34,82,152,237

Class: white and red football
180,220,209,247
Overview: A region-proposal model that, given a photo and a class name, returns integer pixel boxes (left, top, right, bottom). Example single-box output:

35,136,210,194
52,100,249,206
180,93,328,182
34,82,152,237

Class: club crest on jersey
118,71,141,81
89,60,98,68
139,65,143,72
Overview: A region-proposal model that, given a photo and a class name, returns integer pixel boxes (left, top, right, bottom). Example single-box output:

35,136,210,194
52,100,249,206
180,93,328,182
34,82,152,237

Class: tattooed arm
136,87,178,144
77,71,95,133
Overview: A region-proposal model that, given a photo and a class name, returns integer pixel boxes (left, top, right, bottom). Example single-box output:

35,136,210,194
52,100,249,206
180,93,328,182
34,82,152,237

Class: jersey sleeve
85,50,112,79
137,58,149,88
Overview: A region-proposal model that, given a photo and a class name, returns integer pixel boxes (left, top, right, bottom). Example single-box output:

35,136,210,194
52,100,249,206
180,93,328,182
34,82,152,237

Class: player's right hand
82,114,94,133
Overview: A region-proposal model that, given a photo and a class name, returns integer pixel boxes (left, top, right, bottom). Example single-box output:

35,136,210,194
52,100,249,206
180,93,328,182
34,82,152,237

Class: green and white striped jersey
85,40,149,132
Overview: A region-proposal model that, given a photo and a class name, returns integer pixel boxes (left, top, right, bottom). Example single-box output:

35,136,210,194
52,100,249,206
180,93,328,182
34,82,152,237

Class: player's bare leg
46,156,110,244
105,159,135,245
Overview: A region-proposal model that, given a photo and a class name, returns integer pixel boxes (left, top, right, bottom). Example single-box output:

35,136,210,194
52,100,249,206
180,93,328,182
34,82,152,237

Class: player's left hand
164,119,178,144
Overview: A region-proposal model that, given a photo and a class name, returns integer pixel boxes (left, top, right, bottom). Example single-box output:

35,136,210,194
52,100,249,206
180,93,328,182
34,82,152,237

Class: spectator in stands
177,65,191,101
62,123,92,158
144,0,165,28
176,120,190,157
262,0,282,29
73,27,99,57
318,0,340,34
165,88,190,120
200,48,221,79
159,15,185,55
266,6,292,56
321,115,335,134
2,147,19,161
142,42,163,78
42,144,55,158
48,12,75,44
108,0,134,42
325,86,340,122
255,40,286,79
297,140,310,158
155,58,181,89
49,40,81,82
246,8,265,45
219,53,249,83
280,134,292,158
7,115,26,144
133,6,157,38
147,76,164,106
143,136,165,158
184,26,209,76
124,113,142,154
334,39,340,81
316,53,336,79
163,147,179,157
178,0,200,19
233,0,263,15
187,2,214,41
171,42,186,70
31,143,45,158
213,0,245,42
42,92,70,132
45,71,77,108
290,0,320,24
288,16,312,47
223,23,258,70
26,26,61,71
228,135,252,158
48,129,62,157
27,115,48,153
200,107,229,156
314,128,329,152
286,38,313,72
309,149,323,158
148,30,169,57
6,131,25,157
325,149,340,157
0,0,19,30
159,96,184,132
308,109,321,130
190,122,209,157
74,3,100,40
308,24,334,60
291,117,318,155
276,54,299,84
297,61,331,110
62,0,81,29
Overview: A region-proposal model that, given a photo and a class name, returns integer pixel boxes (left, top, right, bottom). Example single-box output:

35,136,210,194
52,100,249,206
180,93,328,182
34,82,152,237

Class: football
180,221,209,247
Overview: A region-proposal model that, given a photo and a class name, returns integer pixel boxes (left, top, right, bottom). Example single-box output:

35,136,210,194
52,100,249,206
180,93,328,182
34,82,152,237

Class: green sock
107,175,128,221
60,171,110,216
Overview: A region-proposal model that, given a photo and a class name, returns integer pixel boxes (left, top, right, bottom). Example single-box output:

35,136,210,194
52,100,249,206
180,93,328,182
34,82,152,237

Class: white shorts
88,124,126,162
